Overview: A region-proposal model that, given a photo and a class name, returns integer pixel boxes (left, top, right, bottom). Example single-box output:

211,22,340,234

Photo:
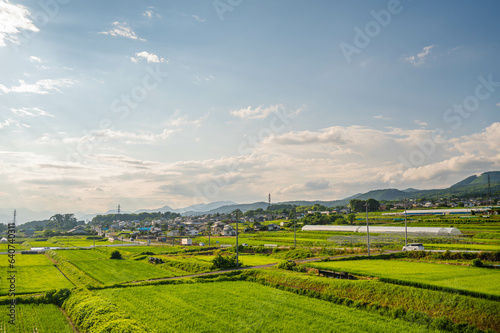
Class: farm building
301,225,462,236
0,237,7,243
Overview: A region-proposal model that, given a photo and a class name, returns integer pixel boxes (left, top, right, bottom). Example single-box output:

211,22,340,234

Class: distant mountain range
3,171,499,225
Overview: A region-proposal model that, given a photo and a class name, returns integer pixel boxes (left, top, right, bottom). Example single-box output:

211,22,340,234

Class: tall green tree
349,199,365,213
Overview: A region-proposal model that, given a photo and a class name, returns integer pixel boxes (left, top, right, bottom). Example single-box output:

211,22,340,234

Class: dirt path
60,307,80,333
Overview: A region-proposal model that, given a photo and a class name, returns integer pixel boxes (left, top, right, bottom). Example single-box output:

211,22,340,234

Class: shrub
471,258,483,267
110,250,123,260
277,260,306,272
44,288,71,306
211,252,238,270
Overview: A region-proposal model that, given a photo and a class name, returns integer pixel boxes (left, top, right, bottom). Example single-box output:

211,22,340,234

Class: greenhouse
301,225,462,236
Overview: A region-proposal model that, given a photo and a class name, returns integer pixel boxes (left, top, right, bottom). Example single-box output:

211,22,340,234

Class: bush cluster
110,250,123,260
277,260,306,272
211,252,239,270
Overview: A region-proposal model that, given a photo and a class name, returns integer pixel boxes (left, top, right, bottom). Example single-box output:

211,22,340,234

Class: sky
0,0,499,214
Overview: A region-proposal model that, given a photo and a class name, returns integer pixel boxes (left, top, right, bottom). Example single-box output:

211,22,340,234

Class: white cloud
0,118,17,129
192,15,206,23
496,102,500,107
63,128,176,146
0,78,75,94
98,22,146,41
373,115,392,120
193,75,214,85
165,111,207,128
29,56,42,63
231,104,290,120
0,1,39,46
143,9,161,19
277,179,330,195
405,45,435,66
131,51,167,63
10,107,54,118
414,120,428,127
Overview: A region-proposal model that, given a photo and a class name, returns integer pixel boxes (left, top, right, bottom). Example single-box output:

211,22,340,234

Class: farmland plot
310,259,500,297
70,259,181,284
0,255,73,295
95,281,442,333
0,304,74,332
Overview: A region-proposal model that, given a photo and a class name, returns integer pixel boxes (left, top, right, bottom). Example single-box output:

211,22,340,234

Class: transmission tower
268,193,271,207
117,204,121,215
13,209,17,225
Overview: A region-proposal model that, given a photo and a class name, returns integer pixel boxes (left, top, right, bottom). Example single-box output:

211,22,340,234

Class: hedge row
62,290,147,333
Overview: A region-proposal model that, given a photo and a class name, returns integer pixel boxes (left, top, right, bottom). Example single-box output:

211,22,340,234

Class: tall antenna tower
268,193,271,208
13,209,17,225
117,204,121,215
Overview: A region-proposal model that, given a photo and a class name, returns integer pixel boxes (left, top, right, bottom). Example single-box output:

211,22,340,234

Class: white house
222,225,236,236
188,229,199,236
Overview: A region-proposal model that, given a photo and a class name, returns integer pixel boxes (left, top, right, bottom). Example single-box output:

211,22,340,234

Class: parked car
402,243,424,251
199,242,205,246
241,243,249,247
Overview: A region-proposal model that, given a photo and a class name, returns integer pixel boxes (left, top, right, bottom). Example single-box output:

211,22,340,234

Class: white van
402,243,424,251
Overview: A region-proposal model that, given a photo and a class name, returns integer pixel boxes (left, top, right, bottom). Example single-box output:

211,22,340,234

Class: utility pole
208,223,211,247
404,198,408,246
293,207,297,248
91,220,95,250
235,210,239,268
365,201,370,257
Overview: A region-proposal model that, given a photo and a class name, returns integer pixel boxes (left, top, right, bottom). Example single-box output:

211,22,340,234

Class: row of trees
349,199,380,212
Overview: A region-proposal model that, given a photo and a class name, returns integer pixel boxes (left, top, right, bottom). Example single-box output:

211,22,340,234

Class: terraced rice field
94,281,442,332
0,254,73,295
309,259,500,296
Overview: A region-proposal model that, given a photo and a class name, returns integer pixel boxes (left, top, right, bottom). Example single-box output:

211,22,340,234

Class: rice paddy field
0,254,73,295
70,259,181,284
93,281,443,333
308,259,500,297
0,304,75,333
23,236,114,249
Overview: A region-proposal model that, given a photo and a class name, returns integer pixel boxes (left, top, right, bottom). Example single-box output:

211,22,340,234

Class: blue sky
0,0,499,214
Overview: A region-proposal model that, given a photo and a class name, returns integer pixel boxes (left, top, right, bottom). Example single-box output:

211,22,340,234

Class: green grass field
423,243,500,251
0,304,75,333
70,258,180,284
160,253,279,269
94,281,442,333
0,254,74,295
309,259,500,297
